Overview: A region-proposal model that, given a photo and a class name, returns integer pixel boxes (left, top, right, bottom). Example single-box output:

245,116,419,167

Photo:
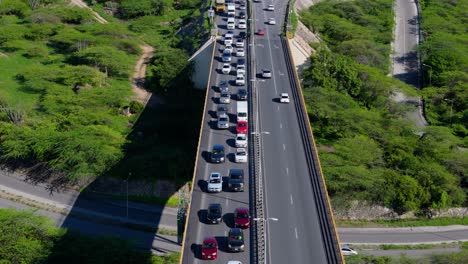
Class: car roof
229,169,244,177
229,228,243,236
203,237,217,244
213,144,224,150
281,93,288,96
235,207,249,214
209,203,222,209
236,148,246,152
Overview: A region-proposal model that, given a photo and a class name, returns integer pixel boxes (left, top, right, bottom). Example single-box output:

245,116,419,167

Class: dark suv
227,228,245,252
211,144,225,163
237,88,247,100
238,31,246,39
228,169,244,192
206,203,222,224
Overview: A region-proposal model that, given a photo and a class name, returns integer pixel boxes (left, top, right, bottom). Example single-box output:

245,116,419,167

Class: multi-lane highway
251,0,341,263
181,2,252,263
181,0,342,263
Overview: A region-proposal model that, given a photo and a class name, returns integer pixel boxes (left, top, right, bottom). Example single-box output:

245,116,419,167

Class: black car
211,144,225,163
237,58,246,66
237,88,248,100
238,31,246,39
238,11,246,19
206,203,222,224
227,228,245,252
217,104,228,117
228,169,244,191
219,80,229,93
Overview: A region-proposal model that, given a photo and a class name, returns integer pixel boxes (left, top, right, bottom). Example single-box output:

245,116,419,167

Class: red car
201,237,218,260
234,207,250,228
257,28,265,35
236,121,248,134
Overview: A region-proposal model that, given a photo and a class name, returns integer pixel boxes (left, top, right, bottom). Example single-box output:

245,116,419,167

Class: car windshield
213,149,223,155
237,150,246,155
220,117,228,122
210,179,221,183
230,235,243,241
237,135,245,140
238,212,248,218
239,123,246,127
210,208,221,214
204,242,216,249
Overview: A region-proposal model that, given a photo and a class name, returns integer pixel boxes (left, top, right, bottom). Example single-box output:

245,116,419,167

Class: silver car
220,92,231,104
217,113,229,129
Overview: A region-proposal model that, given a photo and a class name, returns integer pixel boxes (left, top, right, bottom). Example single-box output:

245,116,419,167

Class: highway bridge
180,0,343,263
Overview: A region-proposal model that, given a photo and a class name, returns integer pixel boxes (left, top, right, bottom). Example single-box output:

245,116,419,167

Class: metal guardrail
247,1,264,263
281,37,344,264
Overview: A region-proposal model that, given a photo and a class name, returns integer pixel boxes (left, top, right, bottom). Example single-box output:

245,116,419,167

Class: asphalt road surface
392,0,419,87
180,4,252,263
252,1,333,263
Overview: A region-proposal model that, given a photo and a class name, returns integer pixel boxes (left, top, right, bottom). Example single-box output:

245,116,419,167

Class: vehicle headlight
202,252,206,255
228,244,232,248
240,245,245,249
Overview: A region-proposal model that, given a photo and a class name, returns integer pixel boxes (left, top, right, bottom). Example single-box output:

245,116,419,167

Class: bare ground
69,0,108,24
131,44,154,106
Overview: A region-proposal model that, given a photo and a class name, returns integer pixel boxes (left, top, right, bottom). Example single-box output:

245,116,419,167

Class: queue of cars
201,0,251,262
199,0,291,261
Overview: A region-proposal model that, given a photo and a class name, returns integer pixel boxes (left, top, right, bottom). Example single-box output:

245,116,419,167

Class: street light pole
253,217,278,264
126,172,131,219
422,63,432,87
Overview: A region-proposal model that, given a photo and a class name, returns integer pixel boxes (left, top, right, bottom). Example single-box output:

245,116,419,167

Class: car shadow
226,138,236,148
191,243,202,259
227,153,236,163
223,213,235,228
201,150,212,163
215,236,228,252
222,176,230,191
208,110,217,119
197,209,207,224
197,179,208,192
272,98,281,103
228,113,237,123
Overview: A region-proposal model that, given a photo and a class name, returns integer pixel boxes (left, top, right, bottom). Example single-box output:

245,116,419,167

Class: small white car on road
341,246,358,256
217,113,230,129
235,74,245,86
236,38,244,48
266,4,274,11
238,19,247,29
236,64,246,76
224,34,234,45
227,17,236,30
280,93,290,103
207,172,223,192
262,68,272,78
235,134,247,147
268,18,276,25
222,63,232,74
235,148,248,163
224,44,234,53
236,47,245,57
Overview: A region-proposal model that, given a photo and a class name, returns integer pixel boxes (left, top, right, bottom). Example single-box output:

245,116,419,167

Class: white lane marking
283,144,286,151
295,227,298,239
280,123,282,129
285,167,289,175
290,194,293,205
277,106,280,111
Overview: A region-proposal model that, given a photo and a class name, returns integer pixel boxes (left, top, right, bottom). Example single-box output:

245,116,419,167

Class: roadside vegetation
0,208,179,263
346,250,468,264
299,0,467,216
419,0,467,145
0,0,206,184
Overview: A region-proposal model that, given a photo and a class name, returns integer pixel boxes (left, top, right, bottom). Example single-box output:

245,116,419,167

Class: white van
227,17,235,29
227,4,236,17
237,101,248,122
